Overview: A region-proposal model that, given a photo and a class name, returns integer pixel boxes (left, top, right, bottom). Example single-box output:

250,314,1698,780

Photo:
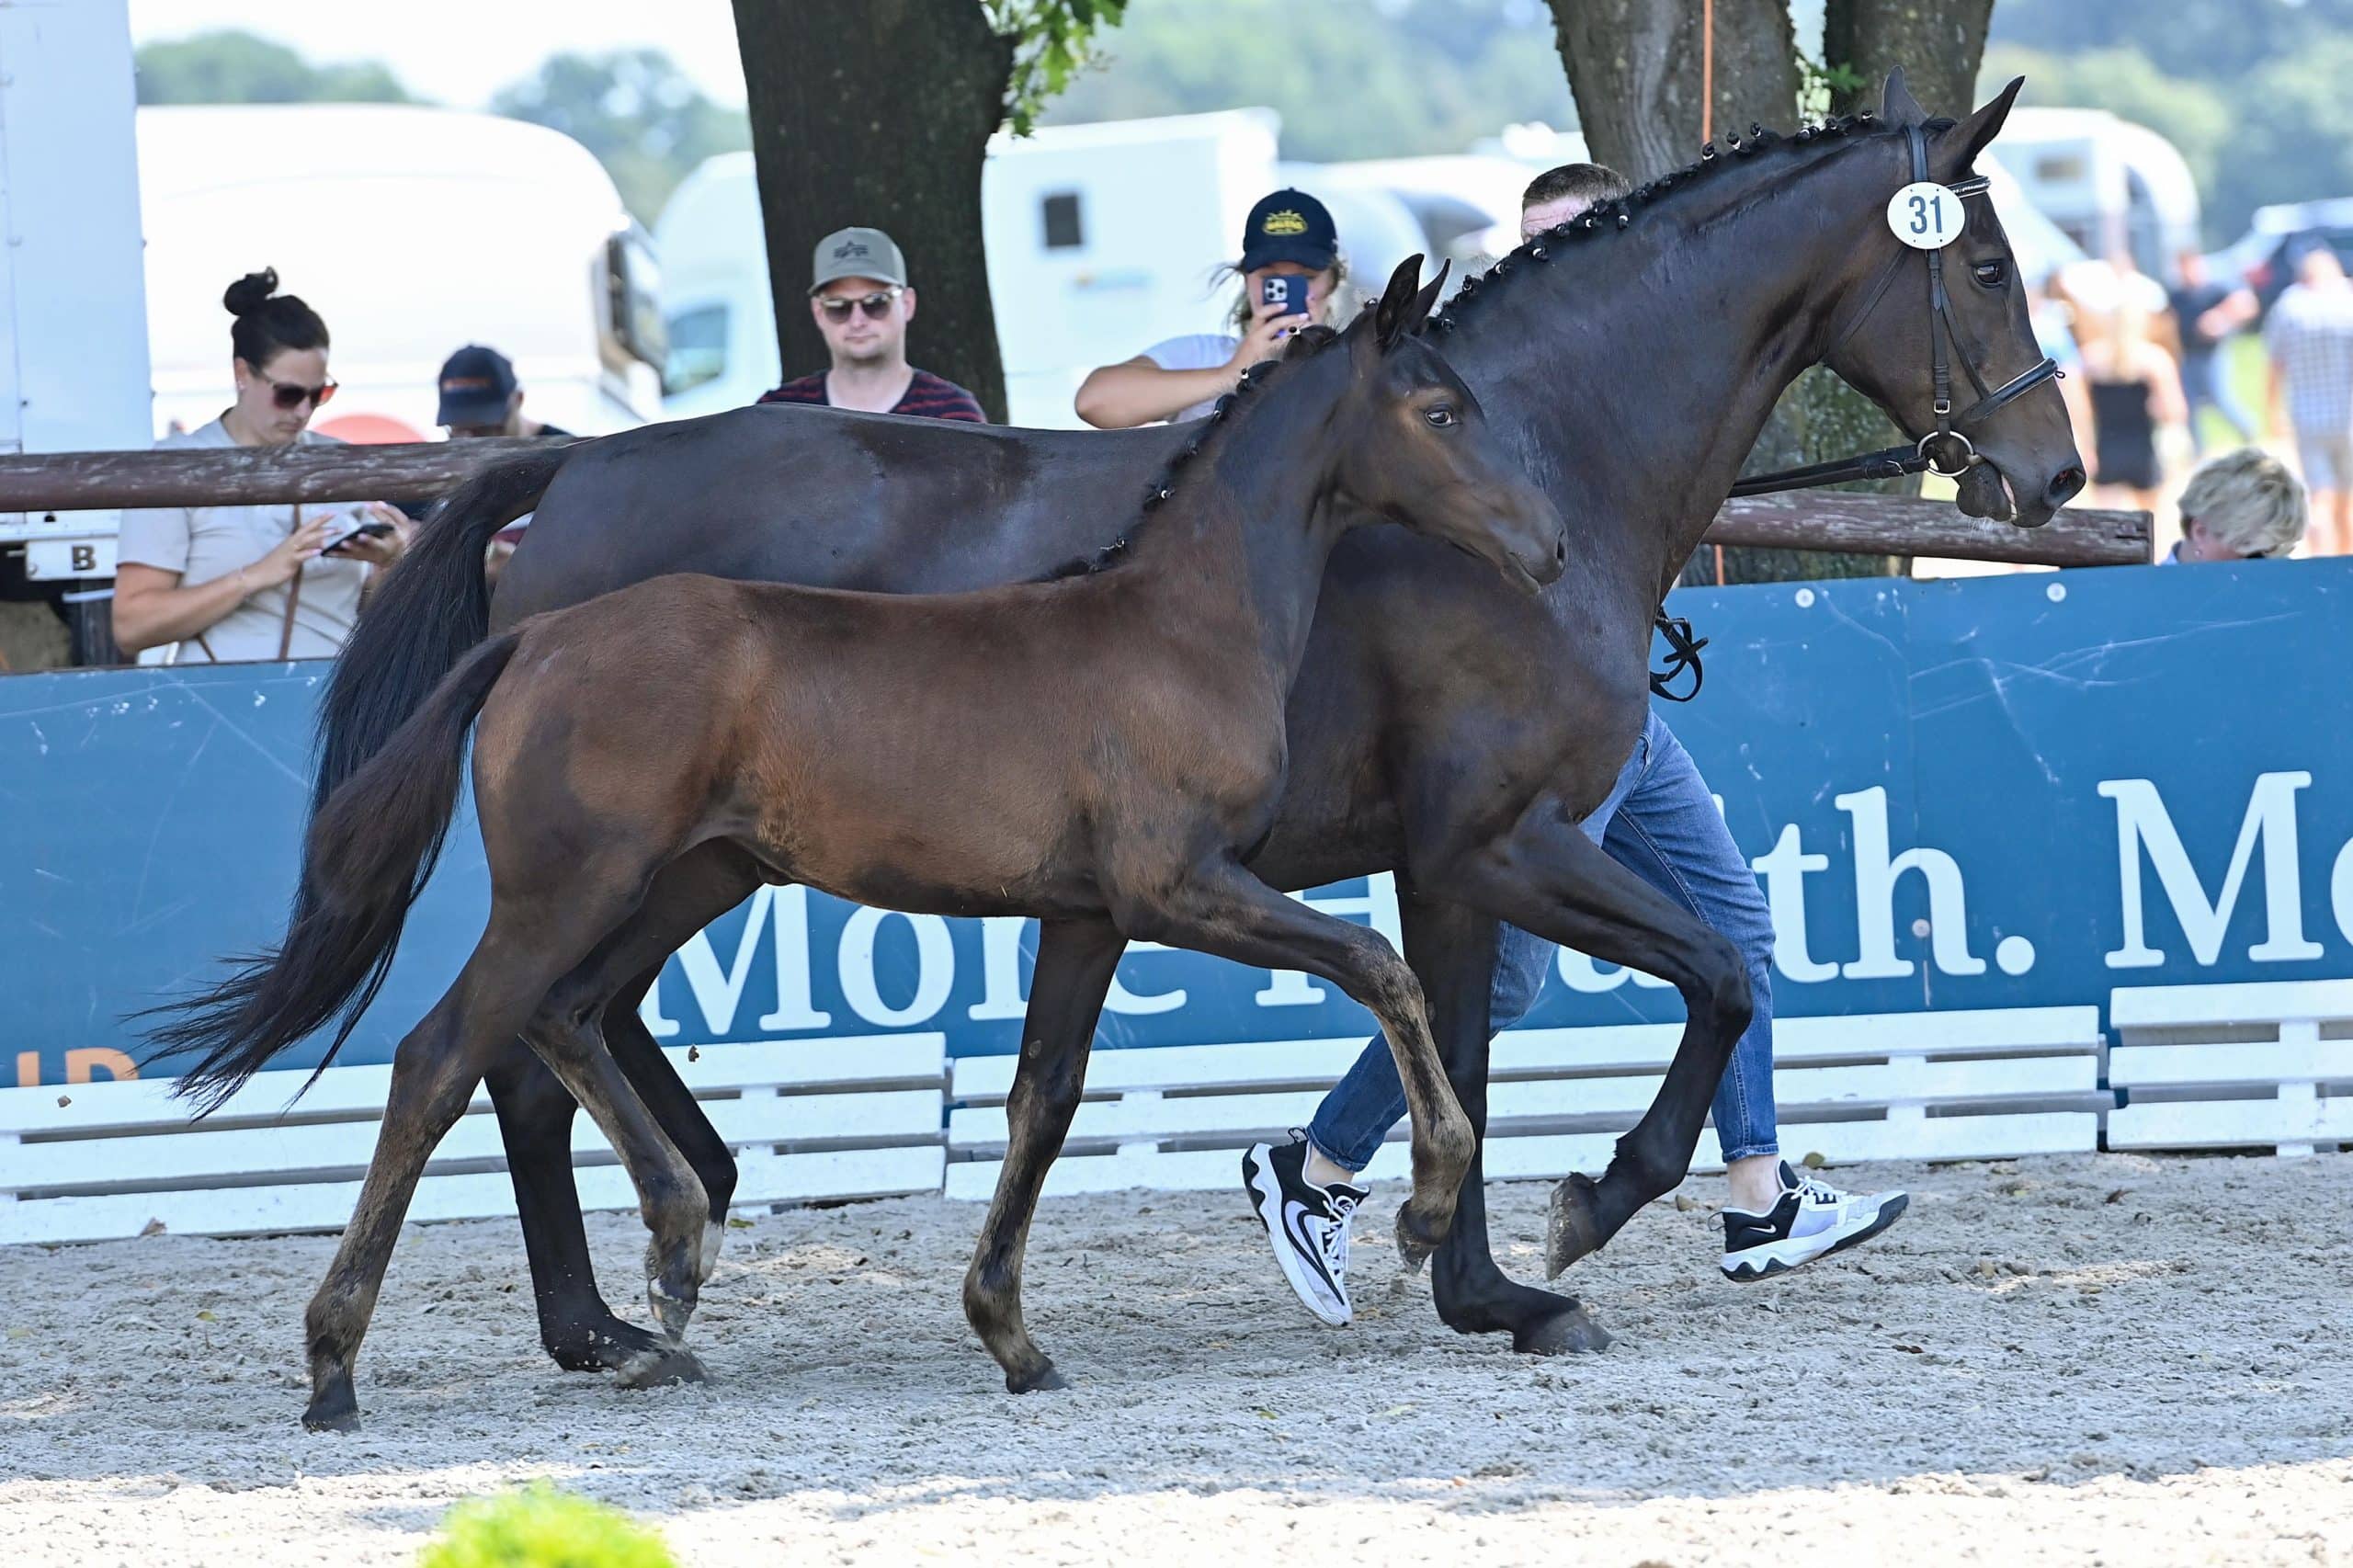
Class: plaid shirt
2265,282,2353,434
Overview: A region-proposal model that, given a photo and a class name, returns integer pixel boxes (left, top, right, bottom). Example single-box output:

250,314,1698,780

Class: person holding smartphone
1074,188,1347,427
113,269,409,663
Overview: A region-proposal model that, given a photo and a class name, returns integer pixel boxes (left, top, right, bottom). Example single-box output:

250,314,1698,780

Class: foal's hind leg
1126,861,1475,1262
1397,881,1611,1356
961,916,1127,1393
1428,814,1750,1278
302,912,608,1431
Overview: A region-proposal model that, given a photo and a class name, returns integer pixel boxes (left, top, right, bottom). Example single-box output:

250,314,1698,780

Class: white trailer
0,0,154,587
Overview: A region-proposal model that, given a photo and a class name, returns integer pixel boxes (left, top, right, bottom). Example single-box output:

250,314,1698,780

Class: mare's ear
1950,75,2024,167
1371,254,1428,351
1880,66,1927,128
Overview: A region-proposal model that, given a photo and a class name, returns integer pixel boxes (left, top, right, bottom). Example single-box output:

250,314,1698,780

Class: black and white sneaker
1242,1137,1368,1327
1721,1160,1908,1281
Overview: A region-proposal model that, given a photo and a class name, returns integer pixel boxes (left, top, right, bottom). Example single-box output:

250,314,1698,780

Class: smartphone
321,517,393,556
1260,273,1311,320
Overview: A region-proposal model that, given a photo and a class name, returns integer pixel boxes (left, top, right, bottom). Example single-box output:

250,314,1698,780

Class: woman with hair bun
112,268,409,662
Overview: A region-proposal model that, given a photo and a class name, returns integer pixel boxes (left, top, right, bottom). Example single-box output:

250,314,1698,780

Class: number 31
1909,192,1945,235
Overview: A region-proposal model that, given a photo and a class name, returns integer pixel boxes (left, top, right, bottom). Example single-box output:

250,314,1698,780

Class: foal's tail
148,631,526,1112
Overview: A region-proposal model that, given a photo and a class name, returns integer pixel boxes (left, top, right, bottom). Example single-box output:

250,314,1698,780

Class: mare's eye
1424,403,1459,428
1972,260,2008,288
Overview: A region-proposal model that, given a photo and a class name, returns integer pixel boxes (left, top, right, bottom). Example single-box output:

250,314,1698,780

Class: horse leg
488,845,760,1375
485,1047,670,1374
961,915,1126,1394
1396,881,1613,1355
1428,813,1751,1278
302,908,615,1432
1129,861,1475,1265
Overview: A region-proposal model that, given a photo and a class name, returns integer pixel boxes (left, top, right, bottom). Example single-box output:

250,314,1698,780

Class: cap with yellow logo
1238,188,1337,273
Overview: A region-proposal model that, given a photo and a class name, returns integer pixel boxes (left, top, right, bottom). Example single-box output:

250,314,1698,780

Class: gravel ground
3,1150,2349,1566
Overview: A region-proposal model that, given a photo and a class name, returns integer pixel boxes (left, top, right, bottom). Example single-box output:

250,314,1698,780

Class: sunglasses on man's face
817,288,903,323
262,377,337,411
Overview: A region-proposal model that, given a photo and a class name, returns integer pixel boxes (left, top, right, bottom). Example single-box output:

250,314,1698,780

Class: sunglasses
817,288,904,323
260,377,337,411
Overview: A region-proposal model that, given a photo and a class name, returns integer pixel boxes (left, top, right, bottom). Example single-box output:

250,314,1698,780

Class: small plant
418,1482,677,1568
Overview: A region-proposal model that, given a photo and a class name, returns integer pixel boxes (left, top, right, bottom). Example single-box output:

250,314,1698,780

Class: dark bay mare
160,262,1569,1426
170,74,2084,1391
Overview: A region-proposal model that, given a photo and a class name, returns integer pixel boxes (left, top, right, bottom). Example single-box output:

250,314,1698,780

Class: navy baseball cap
436,344,518,426
1239,188,1338,272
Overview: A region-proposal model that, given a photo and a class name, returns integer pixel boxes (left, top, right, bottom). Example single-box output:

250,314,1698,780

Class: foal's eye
1972,260,2009,289
1424,403,1459,428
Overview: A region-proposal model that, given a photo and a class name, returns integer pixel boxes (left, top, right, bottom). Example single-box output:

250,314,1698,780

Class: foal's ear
1372,253,1430,351
1880,66,1927,128
1950,75,2024,167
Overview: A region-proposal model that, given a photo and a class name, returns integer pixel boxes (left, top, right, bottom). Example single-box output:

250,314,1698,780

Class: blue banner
3,560,2347,1087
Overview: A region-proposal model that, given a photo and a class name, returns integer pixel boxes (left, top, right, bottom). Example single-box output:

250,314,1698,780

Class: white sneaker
1721,1160,1908,1281
1242,1137,1367,1326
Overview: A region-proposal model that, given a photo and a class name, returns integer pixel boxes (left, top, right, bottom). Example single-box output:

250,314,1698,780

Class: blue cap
436,344,518,426
1239,188,1337,273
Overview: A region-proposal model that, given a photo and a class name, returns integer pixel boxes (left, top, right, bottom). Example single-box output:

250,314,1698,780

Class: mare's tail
311,446,565,812
147,631,526,1111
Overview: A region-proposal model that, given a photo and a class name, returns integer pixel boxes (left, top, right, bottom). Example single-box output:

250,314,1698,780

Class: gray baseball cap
809,226,908,294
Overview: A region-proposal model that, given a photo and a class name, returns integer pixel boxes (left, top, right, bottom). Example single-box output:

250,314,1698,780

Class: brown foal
192,257,1563,1427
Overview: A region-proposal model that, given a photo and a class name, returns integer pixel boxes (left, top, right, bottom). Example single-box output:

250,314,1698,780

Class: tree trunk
1824,0,1996,125
731,0,1014,422
1552,0,1894,585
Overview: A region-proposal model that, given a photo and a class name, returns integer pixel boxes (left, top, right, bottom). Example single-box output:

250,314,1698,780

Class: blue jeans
1305,709,1779,1170
2180,351,2256,453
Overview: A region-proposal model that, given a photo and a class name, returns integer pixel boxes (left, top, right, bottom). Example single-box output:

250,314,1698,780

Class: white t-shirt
116,419,372,662
1141,333,1243,423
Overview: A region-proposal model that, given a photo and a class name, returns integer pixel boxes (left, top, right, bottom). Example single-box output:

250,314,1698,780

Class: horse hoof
1006,1361,1070,1395
548,1314,668,1374
615,1342,710,1391
647,1280,699,1343
1393,1202,1449,1270
1516,1300,1614,1357
301,1385,359,1434
1545,1173,1608,1279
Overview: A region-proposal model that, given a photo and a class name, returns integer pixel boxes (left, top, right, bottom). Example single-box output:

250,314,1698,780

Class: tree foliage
987,0,1132,134
1039,0,1575,160
490,50,750,224
134,29,415,106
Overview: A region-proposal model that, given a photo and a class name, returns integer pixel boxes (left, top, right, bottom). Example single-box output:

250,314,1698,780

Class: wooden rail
0,439,2153,566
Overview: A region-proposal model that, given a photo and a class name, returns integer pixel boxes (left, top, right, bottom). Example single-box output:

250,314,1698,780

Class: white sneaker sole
1242,1146,1352,1328
1722,1192,1910,1282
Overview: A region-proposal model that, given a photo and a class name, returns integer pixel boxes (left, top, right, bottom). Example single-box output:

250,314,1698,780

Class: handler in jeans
1244,165,1910,1327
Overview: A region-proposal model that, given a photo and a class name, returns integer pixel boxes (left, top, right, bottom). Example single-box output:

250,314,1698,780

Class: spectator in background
2028,277,2097,449
2266,247,2353,556
758,227,984,421
2080,302,2188,516
2167,250,2260,452
1074,189,1347,427
2163,448,2307,563
114,269,408,662
437,345,574,586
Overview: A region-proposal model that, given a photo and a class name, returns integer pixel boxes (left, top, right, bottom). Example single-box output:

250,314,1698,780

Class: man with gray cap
757,226,984,421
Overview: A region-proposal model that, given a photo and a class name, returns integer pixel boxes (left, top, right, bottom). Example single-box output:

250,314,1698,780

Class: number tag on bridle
1886,181,1966,249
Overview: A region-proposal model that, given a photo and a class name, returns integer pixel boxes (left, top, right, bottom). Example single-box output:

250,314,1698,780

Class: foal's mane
1428,109,1951,335
1036,324,1346,583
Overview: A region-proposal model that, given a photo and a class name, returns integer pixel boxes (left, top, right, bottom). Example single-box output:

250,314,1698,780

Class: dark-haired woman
1074,188,1349,428
113,269,409,662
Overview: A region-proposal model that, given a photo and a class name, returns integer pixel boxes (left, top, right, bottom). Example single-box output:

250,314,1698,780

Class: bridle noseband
1726,120,2061,499
1654,120,2062,701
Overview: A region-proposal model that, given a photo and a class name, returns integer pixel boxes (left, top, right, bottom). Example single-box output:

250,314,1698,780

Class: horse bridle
1654,120,2063,699
1729,120,2061,498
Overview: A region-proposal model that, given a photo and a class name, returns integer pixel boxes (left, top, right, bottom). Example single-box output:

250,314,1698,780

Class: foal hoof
1545,1172,1608,1280
615,1341,710,1391
1393,1202,1449,1271
301,1383,360,1435
1006,1360,1070,1395
1517,1300,1614,1357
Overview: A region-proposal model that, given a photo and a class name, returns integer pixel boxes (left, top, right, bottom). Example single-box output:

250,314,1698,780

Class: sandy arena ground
2,1151,2349,1566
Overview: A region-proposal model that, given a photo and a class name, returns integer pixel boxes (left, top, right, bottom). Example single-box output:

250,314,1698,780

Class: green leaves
986,0,1132,135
